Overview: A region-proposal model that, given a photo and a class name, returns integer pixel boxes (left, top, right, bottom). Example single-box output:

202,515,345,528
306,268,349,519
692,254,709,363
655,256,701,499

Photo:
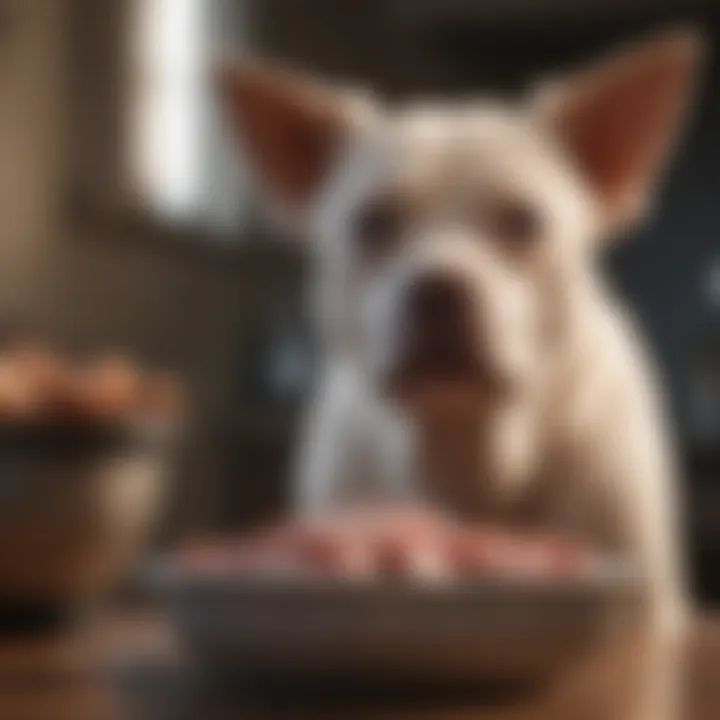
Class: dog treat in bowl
0,345,184,423
73,356,143,419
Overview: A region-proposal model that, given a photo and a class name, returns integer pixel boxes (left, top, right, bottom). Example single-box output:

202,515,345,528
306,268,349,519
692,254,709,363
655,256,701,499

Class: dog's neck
414,398,544,523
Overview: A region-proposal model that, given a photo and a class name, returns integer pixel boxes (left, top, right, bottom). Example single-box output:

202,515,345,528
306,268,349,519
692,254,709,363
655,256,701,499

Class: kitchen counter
0,609,718,719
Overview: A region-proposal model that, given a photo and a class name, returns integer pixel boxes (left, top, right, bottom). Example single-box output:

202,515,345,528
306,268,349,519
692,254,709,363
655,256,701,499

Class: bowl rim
148,553,648,604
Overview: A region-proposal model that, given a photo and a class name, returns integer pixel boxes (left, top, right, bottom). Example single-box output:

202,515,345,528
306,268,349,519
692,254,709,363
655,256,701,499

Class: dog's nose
406,272,466,333
401,271,474,368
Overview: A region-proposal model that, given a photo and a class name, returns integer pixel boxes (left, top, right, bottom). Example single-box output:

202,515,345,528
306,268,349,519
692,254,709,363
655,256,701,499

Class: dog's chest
414,411,546,526
412,406,611,540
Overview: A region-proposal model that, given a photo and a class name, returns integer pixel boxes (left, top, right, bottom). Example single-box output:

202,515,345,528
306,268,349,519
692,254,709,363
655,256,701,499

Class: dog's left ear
216,60,352,211
533,29,705,229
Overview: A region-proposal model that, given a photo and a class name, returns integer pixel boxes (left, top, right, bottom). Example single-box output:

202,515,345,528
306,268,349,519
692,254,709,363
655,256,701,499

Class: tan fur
218,28,704,719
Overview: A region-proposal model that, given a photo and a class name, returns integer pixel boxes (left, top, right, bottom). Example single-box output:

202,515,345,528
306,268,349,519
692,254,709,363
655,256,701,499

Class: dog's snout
396,271,478,379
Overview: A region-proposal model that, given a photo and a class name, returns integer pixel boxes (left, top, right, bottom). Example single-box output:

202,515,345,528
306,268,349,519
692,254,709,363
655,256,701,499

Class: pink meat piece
177,507,592,580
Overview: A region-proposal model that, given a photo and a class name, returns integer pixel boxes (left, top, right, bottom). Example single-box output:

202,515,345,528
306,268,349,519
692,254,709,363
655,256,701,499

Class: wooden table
0,610,718,720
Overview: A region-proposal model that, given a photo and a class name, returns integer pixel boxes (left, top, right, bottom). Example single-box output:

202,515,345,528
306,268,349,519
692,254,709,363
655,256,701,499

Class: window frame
66,0,293,254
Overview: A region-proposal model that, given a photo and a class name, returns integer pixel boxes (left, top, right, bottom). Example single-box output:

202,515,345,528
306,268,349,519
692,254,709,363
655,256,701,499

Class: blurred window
128,0,253,232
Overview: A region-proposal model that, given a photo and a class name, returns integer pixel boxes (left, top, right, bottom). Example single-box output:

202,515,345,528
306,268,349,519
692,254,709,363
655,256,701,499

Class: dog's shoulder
557,279,667,435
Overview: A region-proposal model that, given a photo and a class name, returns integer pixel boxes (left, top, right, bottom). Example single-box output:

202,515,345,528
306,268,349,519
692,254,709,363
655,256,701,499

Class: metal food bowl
152,555,646,687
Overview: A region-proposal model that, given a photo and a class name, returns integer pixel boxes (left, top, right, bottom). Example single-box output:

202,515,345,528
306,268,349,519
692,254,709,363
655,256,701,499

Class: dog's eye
488,199,542,248
353,199,404,259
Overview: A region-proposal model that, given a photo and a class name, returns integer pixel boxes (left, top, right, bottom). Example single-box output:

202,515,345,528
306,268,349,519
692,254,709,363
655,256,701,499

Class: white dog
218,29,704,719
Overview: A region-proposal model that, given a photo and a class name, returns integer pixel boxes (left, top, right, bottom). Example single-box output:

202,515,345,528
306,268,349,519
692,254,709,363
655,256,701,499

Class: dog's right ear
532,29,704,230
216,61,351,210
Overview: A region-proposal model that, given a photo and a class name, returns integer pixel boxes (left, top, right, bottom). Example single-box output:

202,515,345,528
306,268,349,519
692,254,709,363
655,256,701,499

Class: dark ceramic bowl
0,418,176,631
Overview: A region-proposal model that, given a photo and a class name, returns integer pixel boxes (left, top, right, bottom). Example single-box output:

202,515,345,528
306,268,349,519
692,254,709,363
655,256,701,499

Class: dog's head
218,31,702,416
